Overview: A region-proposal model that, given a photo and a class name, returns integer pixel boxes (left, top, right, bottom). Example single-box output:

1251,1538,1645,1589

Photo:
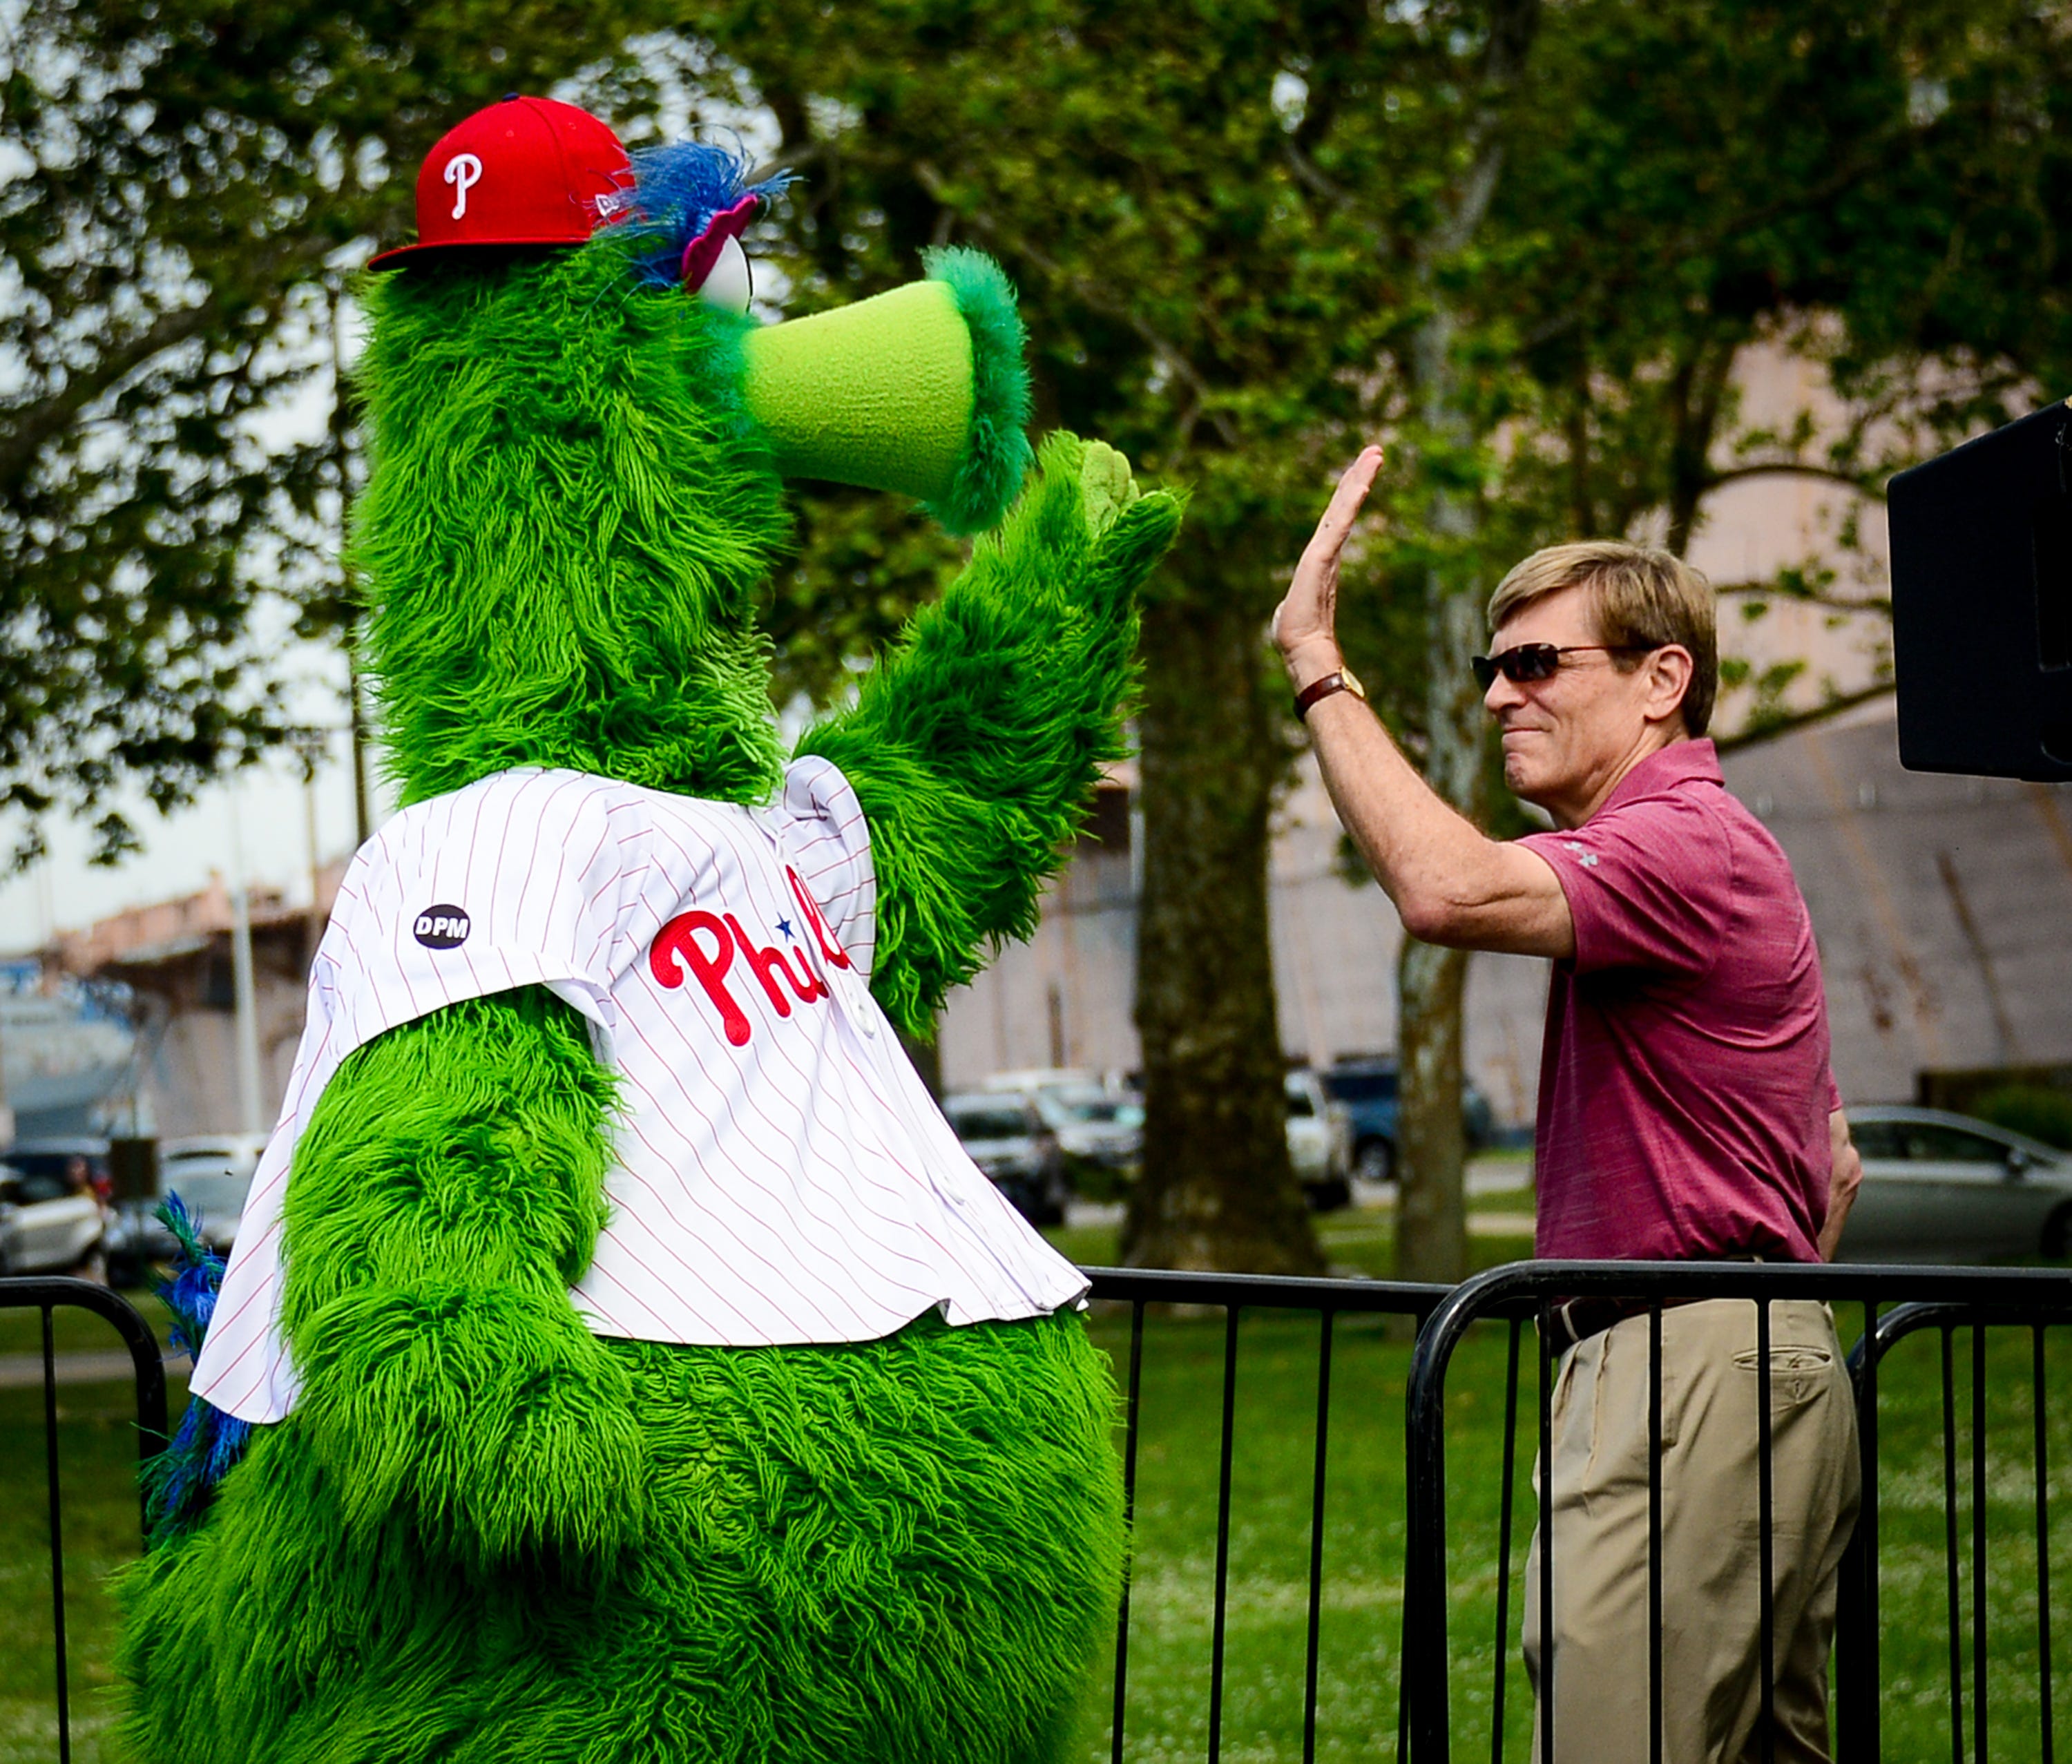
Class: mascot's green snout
117,95,1182,1764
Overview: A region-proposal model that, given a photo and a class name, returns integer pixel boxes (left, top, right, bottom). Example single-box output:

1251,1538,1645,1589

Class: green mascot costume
117,95,1181,1764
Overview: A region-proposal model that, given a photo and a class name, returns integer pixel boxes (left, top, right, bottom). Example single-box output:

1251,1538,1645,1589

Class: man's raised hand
1272,444,1384,687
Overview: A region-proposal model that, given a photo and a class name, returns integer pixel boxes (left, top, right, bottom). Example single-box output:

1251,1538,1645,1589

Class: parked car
942,1092,1071,1226
1287,1069,1354,1211
6,1136,113,1196
981,1071,1143,1198
1836,1105,2072,1263
101,1130,270,1290
0,1158,106,1274
102,1196,181,1290
1318,1058,1498,1187
157,1133,266,1249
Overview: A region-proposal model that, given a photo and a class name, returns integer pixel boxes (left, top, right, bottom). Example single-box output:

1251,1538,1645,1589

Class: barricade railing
1841,1297,2072,1764
2,1275,169,1764
12,1263,2072,1763
1403,1260,2072,1764
1083,1267,1449,1764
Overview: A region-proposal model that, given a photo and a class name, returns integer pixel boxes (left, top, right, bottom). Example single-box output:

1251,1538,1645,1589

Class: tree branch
912,159,1240,448
1714,680,1894,754
1703,459,1886,497
1714,578,1890,617
0,297,222,497
0,231,337,501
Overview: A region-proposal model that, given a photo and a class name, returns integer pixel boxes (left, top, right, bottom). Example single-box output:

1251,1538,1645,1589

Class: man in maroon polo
1274,447,1863,1763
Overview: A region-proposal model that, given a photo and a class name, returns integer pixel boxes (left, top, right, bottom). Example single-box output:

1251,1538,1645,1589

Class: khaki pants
1522,1299,1861,1764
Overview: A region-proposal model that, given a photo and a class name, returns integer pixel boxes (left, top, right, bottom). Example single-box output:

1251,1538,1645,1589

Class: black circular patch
412,904,471,950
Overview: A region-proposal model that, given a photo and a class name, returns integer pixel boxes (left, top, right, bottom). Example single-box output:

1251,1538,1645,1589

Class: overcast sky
0,667,389,956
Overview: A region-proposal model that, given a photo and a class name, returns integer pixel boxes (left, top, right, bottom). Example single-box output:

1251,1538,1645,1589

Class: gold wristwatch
1294,664,1368,722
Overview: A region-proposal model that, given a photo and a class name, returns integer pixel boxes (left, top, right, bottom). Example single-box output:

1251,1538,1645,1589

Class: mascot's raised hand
118,95,1178,1764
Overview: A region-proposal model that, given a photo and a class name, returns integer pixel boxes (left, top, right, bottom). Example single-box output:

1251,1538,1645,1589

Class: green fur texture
803,432,1184,1036
920,247,1035,535
119,990,1126,1763
120,201,1180,1764
351,237,787,809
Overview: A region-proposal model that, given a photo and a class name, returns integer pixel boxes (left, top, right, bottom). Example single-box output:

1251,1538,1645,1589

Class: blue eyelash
622,142,789,289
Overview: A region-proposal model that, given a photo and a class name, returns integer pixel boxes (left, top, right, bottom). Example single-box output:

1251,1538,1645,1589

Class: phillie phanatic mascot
119,95,1181,1764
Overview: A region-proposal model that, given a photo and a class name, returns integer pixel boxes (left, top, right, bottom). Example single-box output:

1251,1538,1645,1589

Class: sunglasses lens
1510,644,1562,682
1471,656,1498,689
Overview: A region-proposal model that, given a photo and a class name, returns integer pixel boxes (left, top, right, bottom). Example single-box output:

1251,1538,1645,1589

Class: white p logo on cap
444,152,483,220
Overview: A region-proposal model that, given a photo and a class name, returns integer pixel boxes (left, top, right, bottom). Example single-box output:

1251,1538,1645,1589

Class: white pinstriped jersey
190,758,1087,1426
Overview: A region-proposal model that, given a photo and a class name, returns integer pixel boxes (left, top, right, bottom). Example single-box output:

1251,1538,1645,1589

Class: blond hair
1486,541,1718,736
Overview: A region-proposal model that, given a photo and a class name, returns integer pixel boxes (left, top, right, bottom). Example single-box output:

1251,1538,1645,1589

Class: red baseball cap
367,95,634,271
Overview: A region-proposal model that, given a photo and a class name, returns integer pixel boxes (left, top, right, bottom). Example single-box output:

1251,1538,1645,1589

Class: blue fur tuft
155,1191,224,1361
145,1191,254,1544
624,142,788,289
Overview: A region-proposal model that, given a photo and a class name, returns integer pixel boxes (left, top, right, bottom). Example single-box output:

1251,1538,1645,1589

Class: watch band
1294,666,1367,722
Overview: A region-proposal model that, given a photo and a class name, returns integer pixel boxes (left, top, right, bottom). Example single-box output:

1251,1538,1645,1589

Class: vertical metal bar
1207,1306,1241,1764
1399,1540,1414,1764
1111,1300,1146,1764
1860,1300,1883,1764
1491,1319,1522,1764
1649,1302,1664,1764
2036,1325,2055,1764
43,1306,72,1764
1973,1324,1988,1764
1758,1298,1776,1764
1539,1304,1556,1764
1303,1308,1335,1764
1944,1325,1965,1764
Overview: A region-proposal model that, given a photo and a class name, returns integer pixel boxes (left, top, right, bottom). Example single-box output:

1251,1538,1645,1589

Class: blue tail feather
144,1191,254,1544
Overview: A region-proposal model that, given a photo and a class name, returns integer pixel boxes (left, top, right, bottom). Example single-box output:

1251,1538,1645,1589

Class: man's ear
1642,644,1695,728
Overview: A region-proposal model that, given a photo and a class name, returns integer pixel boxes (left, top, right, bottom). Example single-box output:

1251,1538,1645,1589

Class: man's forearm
1269,446,1571,958
1299,680,1544,948
1291,650,1573,957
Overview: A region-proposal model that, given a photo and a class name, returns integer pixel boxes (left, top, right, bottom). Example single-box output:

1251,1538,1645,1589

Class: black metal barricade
1841,1298,2072,1764
1403,1261,2072,1764
2,1276,169,1764
1084,1267,1449,1764
12,1261,2072,1762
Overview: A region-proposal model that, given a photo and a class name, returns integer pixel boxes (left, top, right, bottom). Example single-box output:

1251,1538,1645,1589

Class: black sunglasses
1470,642,1660,690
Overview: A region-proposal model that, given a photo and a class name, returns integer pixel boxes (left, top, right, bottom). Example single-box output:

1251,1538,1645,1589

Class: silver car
1837,1105,2072,1263
157,1133,267,1250
0,1160,106,1274
942,1093,1070,1227
1286,1070,1354,1212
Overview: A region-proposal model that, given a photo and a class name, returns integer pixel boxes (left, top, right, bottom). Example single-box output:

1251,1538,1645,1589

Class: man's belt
1544,1256,1770,1350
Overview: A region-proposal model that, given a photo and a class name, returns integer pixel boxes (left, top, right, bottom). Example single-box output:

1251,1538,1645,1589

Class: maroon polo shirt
1518,738,1838,1263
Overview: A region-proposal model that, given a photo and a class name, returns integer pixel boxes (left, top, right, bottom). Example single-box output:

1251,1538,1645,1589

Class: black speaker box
1889,397,2072,780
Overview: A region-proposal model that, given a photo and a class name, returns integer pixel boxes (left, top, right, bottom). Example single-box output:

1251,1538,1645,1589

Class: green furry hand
798,430,1184,1033
276,992,647,1571
1077,439,1141,535
294,1280,651,1570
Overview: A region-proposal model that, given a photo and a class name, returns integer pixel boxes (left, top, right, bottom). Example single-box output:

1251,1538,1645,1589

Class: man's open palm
1273,443,1383,670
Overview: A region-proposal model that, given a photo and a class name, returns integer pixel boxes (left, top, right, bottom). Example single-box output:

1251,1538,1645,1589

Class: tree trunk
1124,560,1322,1274
1393,546,1489,1285
1395,936,1470,1282
1391,0,1539,1285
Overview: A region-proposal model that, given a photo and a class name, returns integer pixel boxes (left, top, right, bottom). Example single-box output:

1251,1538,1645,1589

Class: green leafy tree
0,1,675,858
698,0,1571,1273
1350,0,2072,1279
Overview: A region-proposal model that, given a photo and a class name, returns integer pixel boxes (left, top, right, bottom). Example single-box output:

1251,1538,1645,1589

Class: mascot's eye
698,236,754,314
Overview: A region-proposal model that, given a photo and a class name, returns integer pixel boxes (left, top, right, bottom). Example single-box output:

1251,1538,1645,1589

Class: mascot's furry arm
799,437,1184,1035
276,990,649,1568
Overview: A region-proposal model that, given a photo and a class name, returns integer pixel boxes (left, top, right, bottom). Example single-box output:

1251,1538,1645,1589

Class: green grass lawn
0,1292,178,1363
3,1292,2066,1762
